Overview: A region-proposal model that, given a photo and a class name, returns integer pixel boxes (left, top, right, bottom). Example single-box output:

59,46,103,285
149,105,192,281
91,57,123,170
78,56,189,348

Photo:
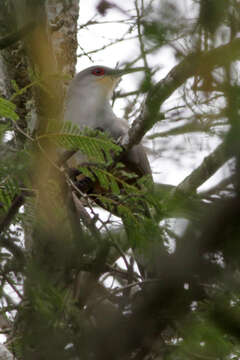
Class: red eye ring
92,67,105,76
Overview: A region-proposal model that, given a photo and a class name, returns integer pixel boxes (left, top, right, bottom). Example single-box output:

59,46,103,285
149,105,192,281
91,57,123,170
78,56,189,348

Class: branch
147,120,211,138
72,191,100,239
0,194,25,234
135,0,150,73
175,142,228,194
0,22,35,49
57,150,77,166
113,90,141,99
78,35,138,58
199,174,234,199
121,37,240,150
0,236,25,263
0,344,15,360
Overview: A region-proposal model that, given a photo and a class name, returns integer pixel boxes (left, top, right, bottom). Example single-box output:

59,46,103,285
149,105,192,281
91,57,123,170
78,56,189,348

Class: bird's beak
109,67,146,78
100,67,145,96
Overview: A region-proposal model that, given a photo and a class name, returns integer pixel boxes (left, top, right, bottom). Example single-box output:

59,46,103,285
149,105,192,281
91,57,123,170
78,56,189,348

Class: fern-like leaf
0,178,19,213
78,163,141,195
38,122,121,163
0,97,19,121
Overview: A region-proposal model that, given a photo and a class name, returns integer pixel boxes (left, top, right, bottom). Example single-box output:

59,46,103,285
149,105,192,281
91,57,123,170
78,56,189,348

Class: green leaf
10,80,38,101
78,164,139,195
0,122,11,142
38,122,122,163
11,79,20,92
0,178,19,213
0,97,19,121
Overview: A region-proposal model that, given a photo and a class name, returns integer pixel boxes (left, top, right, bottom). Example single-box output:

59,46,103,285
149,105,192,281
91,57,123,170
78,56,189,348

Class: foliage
0,97,19,122
40,121,122,164
1,1,240,360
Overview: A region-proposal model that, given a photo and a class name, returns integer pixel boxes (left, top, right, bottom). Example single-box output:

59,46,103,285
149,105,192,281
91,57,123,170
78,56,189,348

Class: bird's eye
92,68,105,76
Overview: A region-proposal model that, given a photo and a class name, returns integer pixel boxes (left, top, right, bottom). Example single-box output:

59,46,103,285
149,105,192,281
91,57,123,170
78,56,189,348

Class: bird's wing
124,144,152,178
111,118,152,178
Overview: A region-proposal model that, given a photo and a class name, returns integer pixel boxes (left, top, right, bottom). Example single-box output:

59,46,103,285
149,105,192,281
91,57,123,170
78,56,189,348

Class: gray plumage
64,65,152,177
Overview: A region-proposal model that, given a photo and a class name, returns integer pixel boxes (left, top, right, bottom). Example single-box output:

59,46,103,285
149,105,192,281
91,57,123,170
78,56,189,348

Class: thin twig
0,194,25,234
72,191,100,239
0,272,23,300
135,0,149,73
121,37,240,151
78,36,138,58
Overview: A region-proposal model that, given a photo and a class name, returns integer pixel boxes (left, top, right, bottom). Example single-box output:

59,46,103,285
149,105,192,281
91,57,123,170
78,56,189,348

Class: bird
64,65,152,203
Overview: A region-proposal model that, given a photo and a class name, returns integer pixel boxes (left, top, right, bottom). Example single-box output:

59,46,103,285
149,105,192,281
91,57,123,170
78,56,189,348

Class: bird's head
73,65,144,99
